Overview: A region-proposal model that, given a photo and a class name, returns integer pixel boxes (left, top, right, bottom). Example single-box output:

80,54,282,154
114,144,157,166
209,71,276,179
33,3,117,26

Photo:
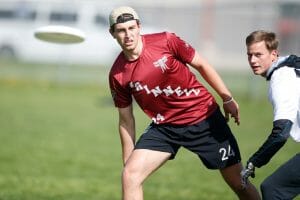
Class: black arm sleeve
248,119,293,168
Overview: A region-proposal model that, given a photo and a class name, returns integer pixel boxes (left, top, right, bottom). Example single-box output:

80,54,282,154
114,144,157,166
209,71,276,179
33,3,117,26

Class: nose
248,55,256,64
124,29,130,37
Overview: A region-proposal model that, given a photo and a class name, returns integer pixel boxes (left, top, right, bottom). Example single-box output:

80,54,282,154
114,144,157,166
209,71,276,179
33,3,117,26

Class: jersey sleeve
109,74,132,108
166,32,195,64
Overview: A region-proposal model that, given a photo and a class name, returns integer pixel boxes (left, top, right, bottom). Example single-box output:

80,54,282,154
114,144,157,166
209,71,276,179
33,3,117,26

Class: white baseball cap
109,6,140,27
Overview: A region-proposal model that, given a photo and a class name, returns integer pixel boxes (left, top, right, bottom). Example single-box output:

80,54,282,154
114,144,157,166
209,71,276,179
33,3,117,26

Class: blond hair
246,30,279,52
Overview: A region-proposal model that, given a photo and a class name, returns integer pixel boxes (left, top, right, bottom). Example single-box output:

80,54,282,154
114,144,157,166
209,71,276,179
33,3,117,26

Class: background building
0,0,299,69
130,0,300,69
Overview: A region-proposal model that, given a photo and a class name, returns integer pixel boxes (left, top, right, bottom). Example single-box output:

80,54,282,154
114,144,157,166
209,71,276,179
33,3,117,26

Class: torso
268,65,300,142
109,32,217,125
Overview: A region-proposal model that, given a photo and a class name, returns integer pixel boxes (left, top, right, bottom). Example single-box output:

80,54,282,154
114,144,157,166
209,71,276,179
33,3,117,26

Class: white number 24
219,145,235,161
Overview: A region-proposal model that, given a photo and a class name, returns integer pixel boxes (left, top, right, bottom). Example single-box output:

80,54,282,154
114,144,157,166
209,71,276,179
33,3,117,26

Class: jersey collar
266,55,289,81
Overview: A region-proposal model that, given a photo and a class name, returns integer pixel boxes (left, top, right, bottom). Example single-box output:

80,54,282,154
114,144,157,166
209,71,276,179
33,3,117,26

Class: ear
109,28,116,38
271,49,278,61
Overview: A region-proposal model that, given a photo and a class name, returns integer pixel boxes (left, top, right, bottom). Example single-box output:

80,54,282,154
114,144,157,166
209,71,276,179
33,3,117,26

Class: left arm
241,119,292,186
248,119,292,168
189,51,240,125
241,68,297,184
249,68,297,167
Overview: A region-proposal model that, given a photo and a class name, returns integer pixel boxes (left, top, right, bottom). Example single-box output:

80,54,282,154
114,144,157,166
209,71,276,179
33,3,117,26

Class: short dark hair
246,30,279,52
116,13,135,24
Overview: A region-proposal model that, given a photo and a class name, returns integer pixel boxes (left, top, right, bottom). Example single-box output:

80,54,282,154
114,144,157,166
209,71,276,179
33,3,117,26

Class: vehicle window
50,11,77,23
0,9,14,19
94,14,107,26
280,3,300,18
0,8,36,20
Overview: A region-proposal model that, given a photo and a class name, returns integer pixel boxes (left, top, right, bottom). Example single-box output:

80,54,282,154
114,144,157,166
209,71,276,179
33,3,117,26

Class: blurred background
0,0,299,199
0,0,299,68
1,0,299,95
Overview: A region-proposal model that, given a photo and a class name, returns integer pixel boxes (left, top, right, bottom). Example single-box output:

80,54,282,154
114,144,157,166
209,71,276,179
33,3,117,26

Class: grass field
0,60,299,200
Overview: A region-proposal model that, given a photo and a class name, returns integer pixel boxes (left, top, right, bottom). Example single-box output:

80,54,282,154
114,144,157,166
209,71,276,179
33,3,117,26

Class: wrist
223,97,234,105
247,162,254,169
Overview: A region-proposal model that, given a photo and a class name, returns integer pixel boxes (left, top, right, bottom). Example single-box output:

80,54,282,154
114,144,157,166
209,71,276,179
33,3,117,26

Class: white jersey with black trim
267,56,300,142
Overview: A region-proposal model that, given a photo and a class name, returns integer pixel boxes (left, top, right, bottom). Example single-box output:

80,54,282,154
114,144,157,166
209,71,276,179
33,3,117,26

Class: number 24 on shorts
219,145,235,161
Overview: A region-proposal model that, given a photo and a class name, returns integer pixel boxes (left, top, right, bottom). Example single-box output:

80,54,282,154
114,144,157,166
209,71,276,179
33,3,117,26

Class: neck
263,56,280,78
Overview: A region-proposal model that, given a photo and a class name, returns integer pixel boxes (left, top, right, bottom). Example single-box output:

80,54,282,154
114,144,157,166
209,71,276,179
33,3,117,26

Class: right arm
118,104,136,165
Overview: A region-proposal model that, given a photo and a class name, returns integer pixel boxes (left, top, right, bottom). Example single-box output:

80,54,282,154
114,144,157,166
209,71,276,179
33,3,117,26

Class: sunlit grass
0,61,298,200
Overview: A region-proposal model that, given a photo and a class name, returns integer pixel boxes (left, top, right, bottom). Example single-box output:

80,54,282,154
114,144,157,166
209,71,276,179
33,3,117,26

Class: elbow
272,119,293,140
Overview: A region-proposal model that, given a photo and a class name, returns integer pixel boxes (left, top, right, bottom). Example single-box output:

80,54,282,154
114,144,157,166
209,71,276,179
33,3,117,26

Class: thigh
135,123,181,159
125,149,171,181
262,153,300,198
183,108,241,169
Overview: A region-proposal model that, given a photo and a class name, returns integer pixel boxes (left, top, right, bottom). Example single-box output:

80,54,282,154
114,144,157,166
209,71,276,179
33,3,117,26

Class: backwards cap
109,6,139,27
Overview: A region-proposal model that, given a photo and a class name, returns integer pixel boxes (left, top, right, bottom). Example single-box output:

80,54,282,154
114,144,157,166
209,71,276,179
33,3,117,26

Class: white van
0,1,120,65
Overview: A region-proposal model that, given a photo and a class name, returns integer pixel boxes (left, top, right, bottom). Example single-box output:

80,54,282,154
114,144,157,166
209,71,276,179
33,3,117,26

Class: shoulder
143,32,177,43
269,66,298,96
143,31,171,38
109,53,126,77
271,66,297,82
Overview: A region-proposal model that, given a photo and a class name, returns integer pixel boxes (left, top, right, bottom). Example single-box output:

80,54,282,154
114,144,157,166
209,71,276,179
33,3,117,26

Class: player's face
111,20,141,52
247,41,278,77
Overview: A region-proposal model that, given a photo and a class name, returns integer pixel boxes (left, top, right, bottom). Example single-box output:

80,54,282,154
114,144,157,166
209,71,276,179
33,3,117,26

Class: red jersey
109,32,218,125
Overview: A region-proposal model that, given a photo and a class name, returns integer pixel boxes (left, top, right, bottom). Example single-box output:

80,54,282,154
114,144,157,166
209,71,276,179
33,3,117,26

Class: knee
260,178,275,199
122,165,142,186
227,178,260,198
225,177,249,194
260,179,270,192
231,181,246,192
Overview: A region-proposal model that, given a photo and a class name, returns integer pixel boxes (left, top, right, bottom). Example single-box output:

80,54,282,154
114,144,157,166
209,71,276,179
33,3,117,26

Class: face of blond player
110,20,141,53
247,41,278,77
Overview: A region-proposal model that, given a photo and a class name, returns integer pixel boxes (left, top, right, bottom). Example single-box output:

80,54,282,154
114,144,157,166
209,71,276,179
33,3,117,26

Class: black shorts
135,108,241,169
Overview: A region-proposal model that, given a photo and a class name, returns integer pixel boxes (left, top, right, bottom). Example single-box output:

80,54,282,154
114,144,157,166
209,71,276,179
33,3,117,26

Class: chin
253,70,262,76
124,45,134,51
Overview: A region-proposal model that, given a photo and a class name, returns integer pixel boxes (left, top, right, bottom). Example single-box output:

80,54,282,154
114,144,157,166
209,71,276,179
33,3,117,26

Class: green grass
0,60,299,200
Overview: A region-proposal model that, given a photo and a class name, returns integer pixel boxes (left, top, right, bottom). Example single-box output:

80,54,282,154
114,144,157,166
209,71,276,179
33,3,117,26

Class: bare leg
220,163,261,200
122,149,171,200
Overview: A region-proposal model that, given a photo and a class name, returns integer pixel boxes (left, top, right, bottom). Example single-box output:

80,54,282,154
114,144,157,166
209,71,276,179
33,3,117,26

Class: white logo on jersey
129,81,200,97
153,56,169,73
152,113,165,124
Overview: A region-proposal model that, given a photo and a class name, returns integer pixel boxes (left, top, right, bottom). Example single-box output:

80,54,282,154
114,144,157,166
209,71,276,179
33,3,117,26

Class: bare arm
118,105,136,165
189,52,240,125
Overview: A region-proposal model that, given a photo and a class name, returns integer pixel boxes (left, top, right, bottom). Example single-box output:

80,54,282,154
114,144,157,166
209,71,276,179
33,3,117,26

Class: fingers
229,112,239,125
240,169,249,189
232,101,240,125
241,176,248,189
240,162,256,189
234,110,240,125
223,107,240,125
225,112,229,122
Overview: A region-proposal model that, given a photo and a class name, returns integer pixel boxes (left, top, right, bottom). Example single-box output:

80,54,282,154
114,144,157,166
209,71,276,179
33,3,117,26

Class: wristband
223,97,234,105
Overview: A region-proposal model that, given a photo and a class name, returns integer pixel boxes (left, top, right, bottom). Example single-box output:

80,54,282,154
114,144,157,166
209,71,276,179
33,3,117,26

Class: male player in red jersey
108,6,260,200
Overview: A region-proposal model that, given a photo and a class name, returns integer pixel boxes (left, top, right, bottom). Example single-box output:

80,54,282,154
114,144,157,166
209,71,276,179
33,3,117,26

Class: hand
241,162,255,188
223,98,240,125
